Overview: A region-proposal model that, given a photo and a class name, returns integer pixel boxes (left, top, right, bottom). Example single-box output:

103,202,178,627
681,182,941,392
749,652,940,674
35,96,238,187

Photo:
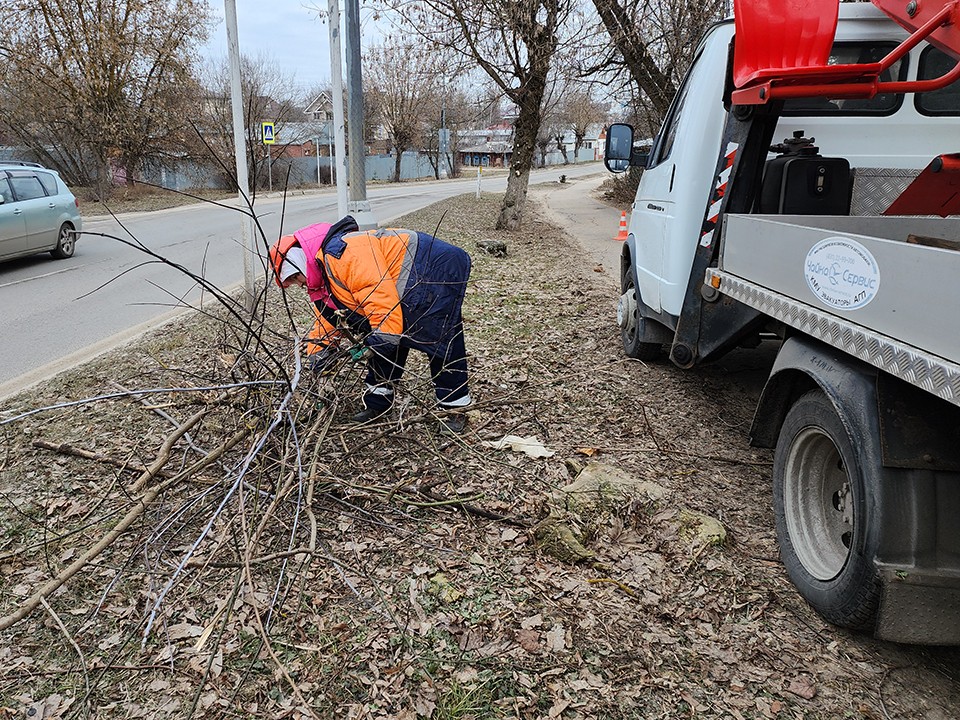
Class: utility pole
438,100,449,180
328,0,348,218
343,0,376,229
224,0,258,311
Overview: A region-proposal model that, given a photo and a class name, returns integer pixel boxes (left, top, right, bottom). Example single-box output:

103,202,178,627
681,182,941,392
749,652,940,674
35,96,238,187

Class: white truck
604,0,960,644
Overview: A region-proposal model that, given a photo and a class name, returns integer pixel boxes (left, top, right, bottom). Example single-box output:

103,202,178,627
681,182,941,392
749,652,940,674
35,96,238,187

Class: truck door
633,23,733,319
632,82,689,314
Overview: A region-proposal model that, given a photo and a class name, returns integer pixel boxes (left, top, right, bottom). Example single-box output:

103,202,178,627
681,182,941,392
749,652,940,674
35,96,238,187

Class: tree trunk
497,94,540,230
574,135,585,163
591,0,677,120
556,137,569,165
123,156,137,186
393,147,403,183
94,153,112,200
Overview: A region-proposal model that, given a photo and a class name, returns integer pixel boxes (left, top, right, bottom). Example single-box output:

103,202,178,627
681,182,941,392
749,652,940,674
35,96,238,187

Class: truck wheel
619,266,662,360
50,223,75,259
773,389,881,631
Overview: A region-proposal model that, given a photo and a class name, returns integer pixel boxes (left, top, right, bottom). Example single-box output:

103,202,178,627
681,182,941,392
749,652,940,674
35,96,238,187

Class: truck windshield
782,42,905,116
915,46,960,115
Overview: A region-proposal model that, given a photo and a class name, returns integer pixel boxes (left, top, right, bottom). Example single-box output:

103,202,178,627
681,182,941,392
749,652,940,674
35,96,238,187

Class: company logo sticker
804,237,880,310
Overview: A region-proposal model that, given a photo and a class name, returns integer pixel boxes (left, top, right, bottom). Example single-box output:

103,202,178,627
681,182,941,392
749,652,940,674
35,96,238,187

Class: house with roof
458,122,514,168
457,120,607,168
304,91,333,124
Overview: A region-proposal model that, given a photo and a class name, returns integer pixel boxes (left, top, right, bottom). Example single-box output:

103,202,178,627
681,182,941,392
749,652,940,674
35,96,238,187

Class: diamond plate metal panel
852,167,919,216
707,270,960,406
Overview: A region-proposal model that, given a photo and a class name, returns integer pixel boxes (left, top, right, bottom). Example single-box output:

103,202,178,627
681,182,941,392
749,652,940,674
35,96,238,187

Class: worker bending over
270,216,473,431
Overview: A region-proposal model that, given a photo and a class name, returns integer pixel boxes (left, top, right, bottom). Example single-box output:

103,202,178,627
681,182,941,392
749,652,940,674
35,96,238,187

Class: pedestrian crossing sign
261,122,276,145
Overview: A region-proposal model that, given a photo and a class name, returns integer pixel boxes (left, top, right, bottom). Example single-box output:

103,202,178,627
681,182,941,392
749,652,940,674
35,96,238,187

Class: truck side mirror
604,123,635,173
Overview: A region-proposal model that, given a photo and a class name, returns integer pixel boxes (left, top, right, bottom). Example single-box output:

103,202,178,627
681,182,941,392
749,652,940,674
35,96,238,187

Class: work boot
350,405,390,424
439,412,467,434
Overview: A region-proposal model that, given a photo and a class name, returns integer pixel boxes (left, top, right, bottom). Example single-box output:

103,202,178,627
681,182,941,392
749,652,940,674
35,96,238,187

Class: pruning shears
332,309,372,363
348,344,371,362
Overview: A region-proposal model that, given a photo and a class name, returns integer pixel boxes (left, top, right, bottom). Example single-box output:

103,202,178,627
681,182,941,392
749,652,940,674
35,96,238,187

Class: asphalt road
0,163,604,399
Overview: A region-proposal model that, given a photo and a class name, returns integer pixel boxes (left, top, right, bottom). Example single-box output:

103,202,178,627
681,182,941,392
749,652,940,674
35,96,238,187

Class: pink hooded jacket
293,222,334,308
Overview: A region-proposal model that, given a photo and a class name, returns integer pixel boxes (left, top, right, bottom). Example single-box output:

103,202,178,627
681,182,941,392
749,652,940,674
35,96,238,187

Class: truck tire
772,389,881,631
619,265,662,360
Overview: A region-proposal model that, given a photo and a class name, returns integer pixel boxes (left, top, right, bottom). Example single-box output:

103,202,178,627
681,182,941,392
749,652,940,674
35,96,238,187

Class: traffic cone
614,210,629,241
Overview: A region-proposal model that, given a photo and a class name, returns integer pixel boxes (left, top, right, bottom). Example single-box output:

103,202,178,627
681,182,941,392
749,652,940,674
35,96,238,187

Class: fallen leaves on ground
1,190,958,719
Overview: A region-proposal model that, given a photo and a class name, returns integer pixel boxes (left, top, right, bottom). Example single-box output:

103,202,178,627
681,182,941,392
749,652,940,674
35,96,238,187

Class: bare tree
535,76,564,168
364,40,447,183
554,128,570,164
561,87,607,162
0,0,211,191
380,0,575,229
422,85,473,179
535,131,551,168
589,0,725,129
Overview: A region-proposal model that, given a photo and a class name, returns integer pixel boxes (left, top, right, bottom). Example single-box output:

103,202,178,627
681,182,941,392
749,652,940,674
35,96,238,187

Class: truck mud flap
876,569,960,645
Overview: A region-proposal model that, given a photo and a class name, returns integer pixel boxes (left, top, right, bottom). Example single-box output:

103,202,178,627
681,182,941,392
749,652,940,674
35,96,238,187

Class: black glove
307,346,340,375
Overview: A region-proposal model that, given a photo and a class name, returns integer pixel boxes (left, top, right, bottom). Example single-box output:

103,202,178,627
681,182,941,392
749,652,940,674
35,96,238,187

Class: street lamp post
327,127,333,185
328,0,348,218
439,100,449,180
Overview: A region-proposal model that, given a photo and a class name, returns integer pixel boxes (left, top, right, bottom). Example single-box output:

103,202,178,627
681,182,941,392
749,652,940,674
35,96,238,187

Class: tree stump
477,239,507,257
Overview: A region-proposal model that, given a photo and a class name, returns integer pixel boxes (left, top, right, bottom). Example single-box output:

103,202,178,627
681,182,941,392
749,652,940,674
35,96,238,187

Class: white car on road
0,163,81,262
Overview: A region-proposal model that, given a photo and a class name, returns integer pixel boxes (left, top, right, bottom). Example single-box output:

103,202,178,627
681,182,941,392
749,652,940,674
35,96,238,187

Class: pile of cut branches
0,193,579,717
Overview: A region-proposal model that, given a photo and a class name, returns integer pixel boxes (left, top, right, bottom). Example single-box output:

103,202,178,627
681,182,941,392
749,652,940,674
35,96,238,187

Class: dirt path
1,190,958,719
533,174,624,284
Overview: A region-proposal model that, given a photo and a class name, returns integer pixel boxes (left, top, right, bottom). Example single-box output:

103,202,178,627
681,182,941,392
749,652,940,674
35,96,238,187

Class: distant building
258,91,337,160
578,123,606,161
596,126,607,161
306,90,385,155
269,121,334,159
458,122,514,167
457,120,606,167
304,91,333,123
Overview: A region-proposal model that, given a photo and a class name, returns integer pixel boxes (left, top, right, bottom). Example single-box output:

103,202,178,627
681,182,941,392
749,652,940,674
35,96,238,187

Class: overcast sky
203,0,389,94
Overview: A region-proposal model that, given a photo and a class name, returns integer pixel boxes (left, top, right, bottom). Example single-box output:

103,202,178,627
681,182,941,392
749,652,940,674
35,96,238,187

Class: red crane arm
731,0,960,105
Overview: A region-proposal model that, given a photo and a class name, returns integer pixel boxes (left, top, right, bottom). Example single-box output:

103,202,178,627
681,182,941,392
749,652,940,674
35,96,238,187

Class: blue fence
2,145,594,192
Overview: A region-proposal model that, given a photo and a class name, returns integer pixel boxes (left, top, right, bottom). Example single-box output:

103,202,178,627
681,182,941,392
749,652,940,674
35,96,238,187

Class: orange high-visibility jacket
306,217,471,356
